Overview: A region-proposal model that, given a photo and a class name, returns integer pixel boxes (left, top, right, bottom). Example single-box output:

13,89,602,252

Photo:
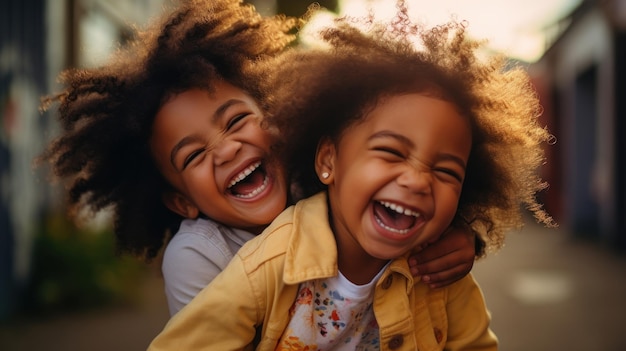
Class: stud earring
321,172,330,179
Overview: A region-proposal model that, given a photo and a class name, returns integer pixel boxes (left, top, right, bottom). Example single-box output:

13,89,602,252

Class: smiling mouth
373,200,421,235
227,161,269,199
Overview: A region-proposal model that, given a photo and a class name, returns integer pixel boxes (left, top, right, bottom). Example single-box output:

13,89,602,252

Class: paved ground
472,219,626,351
1,218,625,350
0,269,170,351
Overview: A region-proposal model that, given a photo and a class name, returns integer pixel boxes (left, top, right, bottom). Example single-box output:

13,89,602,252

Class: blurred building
2,0,48,322
531,0,626,251
0,0,171,321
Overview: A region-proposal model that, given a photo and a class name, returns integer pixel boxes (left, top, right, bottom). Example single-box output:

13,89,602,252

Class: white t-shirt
277,265,389,350
161,217,256,315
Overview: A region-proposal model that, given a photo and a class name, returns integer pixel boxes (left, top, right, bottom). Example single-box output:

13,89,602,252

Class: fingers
409,250,463,275
419,261,474,289
408,250,474,285
407,225,477,288
412,225,475,262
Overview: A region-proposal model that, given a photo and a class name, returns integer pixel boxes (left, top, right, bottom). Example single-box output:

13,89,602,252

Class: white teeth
379,201,420,218
234,176,268,199
227,161,268,199
375,216,410,234
228,161,262,188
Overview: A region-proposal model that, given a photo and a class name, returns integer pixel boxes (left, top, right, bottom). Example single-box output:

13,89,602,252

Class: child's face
150,82,288,233
318,93,471,261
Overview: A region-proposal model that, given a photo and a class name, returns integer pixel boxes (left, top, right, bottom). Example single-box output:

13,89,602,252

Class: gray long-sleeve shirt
161,217,256,316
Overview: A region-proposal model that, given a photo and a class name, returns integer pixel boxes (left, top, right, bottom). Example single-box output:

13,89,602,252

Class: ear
162,191,200,219
315,137,336,184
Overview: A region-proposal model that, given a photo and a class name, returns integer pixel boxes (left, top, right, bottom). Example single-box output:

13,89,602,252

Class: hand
408,225,476,288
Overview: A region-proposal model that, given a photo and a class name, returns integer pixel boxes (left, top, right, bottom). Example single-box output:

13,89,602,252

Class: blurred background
1,0,625,350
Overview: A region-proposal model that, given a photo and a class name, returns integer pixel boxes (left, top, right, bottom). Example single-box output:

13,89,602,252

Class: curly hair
261,2,555,256
38,0,298,261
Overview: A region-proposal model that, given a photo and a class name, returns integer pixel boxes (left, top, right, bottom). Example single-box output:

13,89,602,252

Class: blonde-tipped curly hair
261,2,555,256
38,0,298,261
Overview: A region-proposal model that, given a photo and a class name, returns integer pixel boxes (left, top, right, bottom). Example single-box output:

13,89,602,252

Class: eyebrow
169,99,245,170
369,130,467,169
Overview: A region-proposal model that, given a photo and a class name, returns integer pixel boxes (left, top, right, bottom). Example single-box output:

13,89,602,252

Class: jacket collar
282,192,416,293
283,192,338,284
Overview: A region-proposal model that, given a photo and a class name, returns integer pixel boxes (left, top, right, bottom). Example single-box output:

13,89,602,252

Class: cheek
186,179,223,219
182,165,215,193
436,188,462,223
333,167,375,214
245,123,273,149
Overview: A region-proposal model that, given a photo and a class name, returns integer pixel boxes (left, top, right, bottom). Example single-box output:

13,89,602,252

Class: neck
335,237,389,285
246,224,268,235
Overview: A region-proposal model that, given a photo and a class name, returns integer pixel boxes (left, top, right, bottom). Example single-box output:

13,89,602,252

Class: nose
396,167,432,194
212,137,242,166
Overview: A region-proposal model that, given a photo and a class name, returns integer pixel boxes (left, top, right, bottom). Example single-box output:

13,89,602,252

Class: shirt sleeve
149,254,260,351
162,230,235,316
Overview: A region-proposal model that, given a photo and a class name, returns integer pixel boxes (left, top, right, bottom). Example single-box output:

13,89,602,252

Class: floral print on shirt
276,279,380,351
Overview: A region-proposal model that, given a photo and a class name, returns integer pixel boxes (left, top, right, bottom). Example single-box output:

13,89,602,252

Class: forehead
160,81,250,112
345,93,471,146
153,82,253,128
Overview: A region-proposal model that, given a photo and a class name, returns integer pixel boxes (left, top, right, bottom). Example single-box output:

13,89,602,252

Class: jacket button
381,275,393,289
388,334,404,349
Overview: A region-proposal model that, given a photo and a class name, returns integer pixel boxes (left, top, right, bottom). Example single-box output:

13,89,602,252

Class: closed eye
434,167,463,182
373,147,404,158
182,148,206,169
226,113,250,131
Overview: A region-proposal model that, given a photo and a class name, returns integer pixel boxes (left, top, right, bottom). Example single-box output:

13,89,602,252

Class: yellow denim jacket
149,192,497,351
